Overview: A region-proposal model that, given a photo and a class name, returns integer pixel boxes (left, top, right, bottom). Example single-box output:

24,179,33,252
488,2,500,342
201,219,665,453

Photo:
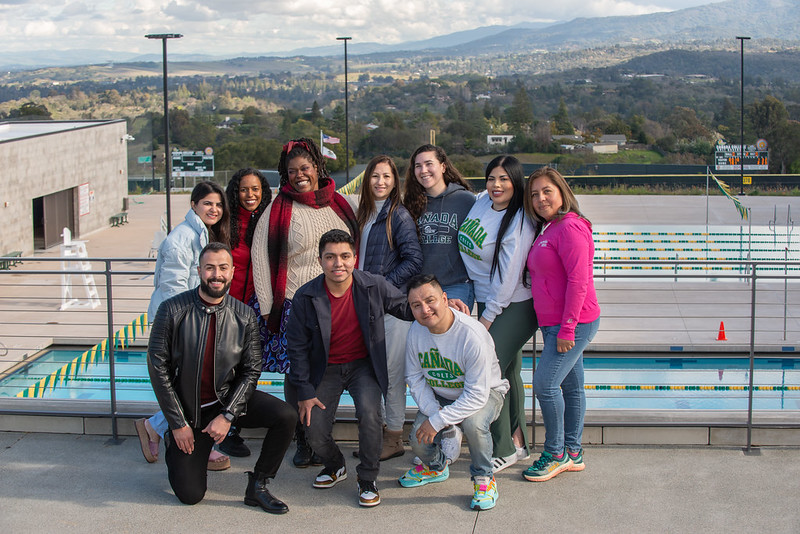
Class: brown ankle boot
380,429,405,461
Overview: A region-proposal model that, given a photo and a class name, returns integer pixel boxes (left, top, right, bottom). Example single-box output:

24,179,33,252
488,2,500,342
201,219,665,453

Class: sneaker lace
532,451,554,470
360,480,377,493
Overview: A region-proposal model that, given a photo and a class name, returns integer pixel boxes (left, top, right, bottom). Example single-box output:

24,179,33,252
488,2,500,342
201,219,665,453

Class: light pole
336,36,352,183
736,36,750,196
145,33,182,232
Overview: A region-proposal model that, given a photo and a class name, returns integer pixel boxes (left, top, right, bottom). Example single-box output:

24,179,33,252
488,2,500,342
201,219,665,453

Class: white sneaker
516,445,530,461
490,452,518,473
440,425,463,464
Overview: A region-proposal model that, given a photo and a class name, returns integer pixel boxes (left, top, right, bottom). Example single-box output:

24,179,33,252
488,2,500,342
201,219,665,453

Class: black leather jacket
147,288,262,431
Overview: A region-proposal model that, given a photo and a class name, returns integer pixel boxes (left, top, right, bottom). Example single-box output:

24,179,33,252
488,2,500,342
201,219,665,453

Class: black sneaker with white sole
357,478,380,507
313,465,347,488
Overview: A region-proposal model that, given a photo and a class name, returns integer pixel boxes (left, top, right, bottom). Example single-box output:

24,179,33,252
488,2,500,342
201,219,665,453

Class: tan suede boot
380,429,405,461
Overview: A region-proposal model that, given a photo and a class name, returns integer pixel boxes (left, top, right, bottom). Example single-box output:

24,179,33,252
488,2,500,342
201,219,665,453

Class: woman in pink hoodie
521,167,600,483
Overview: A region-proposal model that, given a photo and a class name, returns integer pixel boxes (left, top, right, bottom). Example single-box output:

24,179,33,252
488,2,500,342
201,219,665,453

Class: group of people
140,137,600,513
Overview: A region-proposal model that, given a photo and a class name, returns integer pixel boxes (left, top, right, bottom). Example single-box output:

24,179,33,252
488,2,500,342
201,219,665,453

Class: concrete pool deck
1,430,799,533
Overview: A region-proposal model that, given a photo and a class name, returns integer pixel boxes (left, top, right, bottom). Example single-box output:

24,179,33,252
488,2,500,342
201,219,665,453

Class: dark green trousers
479,299,538,458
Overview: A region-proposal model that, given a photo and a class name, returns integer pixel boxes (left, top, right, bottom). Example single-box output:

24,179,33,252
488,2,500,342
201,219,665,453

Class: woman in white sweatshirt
458,155,537,473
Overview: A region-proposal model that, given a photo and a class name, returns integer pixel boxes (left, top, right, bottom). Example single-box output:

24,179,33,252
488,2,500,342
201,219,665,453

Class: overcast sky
2,0,725,57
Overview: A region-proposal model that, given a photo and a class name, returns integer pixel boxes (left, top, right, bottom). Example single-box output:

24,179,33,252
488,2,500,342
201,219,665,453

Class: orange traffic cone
716,321,727,341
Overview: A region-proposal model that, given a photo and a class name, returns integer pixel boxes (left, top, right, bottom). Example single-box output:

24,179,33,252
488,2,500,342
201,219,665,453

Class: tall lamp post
736,36,750,196
145,33,182,232
336,36,352,183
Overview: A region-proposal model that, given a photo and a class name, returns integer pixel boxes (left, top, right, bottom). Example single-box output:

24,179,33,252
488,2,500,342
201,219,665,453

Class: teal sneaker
522,450,572,482
398,464,449,488
470,475,498,510
567,449,585,472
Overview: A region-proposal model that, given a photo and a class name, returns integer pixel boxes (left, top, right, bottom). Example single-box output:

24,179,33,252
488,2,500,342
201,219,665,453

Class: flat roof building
0,120,129,254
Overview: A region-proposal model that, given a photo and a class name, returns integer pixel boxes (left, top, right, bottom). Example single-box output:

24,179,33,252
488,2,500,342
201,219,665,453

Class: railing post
744,262,759,455
105,259,120,444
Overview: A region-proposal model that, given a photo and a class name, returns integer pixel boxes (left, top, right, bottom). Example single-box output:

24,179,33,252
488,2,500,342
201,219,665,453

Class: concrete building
589,142,619,154
0,120,129,254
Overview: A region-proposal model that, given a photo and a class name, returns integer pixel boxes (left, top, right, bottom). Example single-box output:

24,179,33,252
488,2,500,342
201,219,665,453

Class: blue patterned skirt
249,295,292,374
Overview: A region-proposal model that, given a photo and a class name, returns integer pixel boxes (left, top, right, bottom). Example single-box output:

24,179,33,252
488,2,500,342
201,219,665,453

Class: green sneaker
470,475,498,510
567,449,585,471
398,464,449,488
522,451,572,482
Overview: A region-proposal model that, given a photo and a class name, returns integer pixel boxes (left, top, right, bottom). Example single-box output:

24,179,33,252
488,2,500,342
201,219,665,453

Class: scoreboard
172,149,214,177
714,141,768,171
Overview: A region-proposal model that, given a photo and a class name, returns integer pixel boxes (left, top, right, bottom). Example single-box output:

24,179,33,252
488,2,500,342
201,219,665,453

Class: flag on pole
322,133,340,144
322,145,337,160
710,172,748,220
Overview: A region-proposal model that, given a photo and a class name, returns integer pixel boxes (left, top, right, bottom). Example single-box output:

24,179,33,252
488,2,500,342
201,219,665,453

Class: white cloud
1,0,721,55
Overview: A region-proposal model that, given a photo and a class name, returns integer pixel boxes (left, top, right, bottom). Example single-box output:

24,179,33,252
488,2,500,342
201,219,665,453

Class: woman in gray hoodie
403,144,475,313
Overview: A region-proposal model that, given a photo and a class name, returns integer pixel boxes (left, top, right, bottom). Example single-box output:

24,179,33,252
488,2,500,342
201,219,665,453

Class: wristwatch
221,410,235,422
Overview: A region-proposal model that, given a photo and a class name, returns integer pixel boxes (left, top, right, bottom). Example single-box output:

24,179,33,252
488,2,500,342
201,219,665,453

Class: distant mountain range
3,0,799,72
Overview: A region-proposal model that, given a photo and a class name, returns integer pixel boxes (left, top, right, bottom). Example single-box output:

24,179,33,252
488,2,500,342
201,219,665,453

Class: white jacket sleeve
482,214,536,323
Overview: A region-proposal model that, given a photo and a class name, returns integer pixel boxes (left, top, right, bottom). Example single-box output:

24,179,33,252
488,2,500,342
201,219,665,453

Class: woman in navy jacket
356,155,423,460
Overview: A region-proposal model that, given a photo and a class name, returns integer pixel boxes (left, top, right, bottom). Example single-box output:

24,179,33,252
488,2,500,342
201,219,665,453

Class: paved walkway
1,431,798,533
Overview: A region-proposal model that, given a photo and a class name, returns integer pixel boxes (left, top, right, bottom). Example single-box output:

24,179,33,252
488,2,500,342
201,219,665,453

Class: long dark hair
225,168,272,248
357,155,402,249
524,166,587,238
403,144,473,222
485,155,526,282
276,137,329,188
190,181,230,246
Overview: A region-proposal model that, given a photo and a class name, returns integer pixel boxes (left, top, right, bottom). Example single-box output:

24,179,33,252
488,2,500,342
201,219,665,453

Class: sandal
134,418,160,463
207,449,231,471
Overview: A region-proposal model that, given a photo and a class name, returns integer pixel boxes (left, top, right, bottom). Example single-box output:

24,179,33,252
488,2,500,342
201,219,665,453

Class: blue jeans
533,318,599,455
408,389,504,479
148,410,168,438
441,281,475,311
304,358,384,482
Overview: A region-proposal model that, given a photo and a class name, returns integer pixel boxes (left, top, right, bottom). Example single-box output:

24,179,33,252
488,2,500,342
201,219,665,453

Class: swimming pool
2,350,797,411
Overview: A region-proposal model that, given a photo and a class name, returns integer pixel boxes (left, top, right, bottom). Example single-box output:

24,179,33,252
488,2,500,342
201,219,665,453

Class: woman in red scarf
251,137,358,467
225,168,273,304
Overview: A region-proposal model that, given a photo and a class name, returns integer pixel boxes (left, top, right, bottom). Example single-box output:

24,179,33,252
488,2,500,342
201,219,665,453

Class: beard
199,277,231,299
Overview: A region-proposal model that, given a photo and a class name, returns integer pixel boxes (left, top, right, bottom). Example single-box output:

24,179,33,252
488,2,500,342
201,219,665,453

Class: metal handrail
1,256,798,449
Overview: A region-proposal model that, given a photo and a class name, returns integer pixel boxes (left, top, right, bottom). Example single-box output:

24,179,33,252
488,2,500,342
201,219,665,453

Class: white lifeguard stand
60,228,101,310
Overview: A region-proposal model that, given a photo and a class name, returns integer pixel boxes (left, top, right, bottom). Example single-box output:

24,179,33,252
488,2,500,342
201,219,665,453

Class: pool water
2,350,798,411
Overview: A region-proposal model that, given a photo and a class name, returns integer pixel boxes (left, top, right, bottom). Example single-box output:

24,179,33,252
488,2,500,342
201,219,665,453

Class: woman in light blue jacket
137,181,231,470
146,181,229,319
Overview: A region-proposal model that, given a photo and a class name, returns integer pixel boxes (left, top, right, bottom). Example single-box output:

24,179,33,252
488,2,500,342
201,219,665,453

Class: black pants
164,391,297,505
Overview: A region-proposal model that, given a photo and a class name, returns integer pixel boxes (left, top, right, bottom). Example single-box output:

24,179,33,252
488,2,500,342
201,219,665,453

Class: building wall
0,120,128,255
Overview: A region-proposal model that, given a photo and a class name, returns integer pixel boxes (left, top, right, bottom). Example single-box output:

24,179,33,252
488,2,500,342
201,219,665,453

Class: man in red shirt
286,229,413,507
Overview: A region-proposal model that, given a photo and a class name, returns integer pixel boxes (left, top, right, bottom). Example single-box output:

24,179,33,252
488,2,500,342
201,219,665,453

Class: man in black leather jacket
148,242,296,513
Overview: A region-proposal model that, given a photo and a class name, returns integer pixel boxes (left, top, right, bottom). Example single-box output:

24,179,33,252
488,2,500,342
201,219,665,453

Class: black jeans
304,358,383,482
164,390,297,505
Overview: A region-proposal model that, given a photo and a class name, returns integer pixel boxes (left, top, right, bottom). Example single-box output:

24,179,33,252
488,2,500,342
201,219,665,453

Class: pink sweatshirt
526,212,600,340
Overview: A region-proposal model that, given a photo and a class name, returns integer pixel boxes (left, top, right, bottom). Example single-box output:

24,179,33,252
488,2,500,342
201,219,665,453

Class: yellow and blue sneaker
398,464,449,488
470,475,498,510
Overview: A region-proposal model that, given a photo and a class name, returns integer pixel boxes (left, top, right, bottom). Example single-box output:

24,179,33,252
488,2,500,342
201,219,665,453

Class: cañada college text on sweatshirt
458,191,536,323
405,310,510,432
526,212,600,341
416,182,475,288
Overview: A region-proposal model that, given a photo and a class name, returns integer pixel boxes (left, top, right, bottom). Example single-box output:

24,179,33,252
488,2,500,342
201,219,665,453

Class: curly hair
276,137,330,188
225,168,272,248
402,144,473,222
357,155,402,249
190,181,230,247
